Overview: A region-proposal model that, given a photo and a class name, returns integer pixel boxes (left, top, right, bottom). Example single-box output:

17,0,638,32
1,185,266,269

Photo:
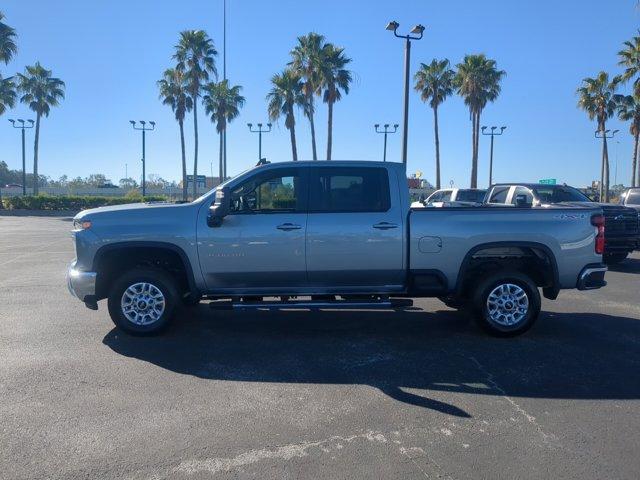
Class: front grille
603,207,639,234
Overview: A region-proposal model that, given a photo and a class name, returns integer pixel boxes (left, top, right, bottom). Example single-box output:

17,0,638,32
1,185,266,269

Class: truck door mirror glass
515,194,532,208
207,186,230,227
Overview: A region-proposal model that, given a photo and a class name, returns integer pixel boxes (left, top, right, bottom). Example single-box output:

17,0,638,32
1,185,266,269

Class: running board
209,298,413,311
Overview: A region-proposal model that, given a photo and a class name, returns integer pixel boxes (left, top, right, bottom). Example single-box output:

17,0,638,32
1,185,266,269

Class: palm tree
203,80,245,181
0,74,15,115
158,68,193,201
615,94,640,187
0,11,17,65
617,31,640,95
577,72,617,202
455,54,505,188
267,68,305,162
320,44,352,160
267,69,304,161
173,30,217,198
16,63,65,195
414,59,456,189
290,32,325,160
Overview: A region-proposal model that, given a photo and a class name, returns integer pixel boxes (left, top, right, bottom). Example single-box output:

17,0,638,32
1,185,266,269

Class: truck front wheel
107,267,179,335
472,271,541,337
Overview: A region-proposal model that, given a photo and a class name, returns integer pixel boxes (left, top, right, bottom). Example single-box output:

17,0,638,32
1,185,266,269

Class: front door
197,167,308,292
305,166,404,289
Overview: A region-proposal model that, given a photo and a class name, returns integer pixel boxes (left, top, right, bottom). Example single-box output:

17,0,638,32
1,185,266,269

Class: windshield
625,191,640,205
192,167,253,203
530,185,591,203
456,189,487,202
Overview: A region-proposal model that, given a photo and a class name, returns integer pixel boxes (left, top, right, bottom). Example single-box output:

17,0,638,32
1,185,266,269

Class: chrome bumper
577,265,607,290
66,261,97,302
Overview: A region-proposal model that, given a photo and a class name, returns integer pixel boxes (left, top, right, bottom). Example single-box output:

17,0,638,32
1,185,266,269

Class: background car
418,188,487,208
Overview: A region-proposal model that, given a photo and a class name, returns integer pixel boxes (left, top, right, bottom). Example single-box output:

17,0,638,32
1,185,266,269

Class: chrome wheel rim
486,283,529,327
121,282,165,326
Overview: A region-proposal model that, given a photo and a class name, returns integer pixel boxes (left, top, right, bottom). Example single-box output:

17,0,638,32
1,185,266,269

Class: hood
74,201,191,220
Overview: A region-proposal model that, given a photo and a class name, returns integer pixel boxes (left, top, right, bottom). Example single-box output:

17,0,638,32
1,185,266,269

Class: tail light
591,214,605,255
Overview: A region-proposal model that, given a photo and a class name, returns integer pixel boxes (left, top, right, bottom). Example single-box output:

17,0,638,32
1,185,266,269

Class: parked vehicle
485,183,639,264
416,188,487,207
67,161,607,337
620,187,640,213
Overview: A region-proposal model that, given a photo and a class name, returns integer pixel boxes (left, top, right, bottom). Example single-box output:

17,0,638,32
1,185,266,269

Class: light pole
481,126,506,186
374,123,399,162
386,20,425,165
8,119,35,196
129,120,155,197
247,123,272,162
595,128,618,202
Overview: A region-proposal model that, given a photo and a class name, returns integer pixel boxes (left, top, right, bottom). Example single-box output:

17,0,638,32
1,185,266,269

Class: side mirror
207,186,230,227
515,194,532,208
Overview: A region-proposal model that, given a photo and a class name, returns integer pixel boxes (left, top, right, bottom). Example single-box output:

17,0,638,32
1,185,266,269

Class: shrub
1,194,168,211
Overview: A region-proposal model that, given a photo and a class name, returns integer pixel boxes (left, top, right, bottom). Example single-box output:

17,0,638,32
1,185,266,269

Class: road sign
539,178,556,185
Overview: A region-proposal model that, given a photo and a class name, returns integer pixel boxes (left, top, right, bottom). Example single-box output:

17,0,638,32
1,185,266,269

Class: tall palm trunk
603,135,610,203
433,105,441,190
218,130,223,182
33,113,41,195
632,131,639,188
192,97,199,199
308,95,318,160
326,98,334,161
179,119,187,201
288,107,298,161
470,110,479,188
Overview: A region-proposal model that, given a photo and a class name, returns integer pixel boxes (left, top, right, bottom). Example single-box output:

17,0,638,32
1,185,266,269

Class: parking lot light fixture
8,117,35,196
375,123,399,162
594,128,619,202
481,125,507,187
248,122,272,162
386,20,425,164
130,120,156,197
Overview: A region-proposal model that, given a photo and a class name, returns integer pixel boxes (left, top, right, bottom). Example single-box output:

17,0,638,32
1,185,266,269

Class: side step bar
209,297,413,311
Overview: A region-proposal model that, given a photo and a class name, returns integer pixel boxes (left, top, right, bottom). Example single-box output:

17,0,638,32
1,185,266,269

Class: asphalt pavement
1,215,639,479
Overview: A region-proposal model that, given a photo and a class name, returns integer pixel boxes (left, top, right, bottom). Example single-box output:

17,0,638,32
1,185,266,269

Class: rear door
305,166,404,289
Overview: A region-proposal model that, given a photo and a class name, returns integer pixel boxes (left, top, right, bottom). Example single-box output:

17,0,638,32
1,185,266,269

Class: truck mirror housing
207,186,231,227
515,194,532,208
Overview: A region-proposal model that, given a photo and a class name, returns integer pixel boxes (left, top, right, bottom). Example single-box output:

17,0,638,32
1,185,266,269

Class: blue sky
0,0,638,188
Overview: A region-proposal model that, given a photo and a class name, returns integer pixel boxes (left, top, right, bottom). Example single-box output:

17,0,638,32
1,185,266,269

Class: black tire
107,267,179,335
604,252,628,265
471,270,541,337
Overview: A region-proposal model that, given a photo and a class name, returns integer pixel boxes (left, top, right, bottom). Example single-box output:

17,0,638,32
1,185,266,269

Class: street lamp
386,20,425,164
247,122,272,162
374,123,399,162
130,120,155,197
8,118,35,195
481,126,507,186
594,128,619,202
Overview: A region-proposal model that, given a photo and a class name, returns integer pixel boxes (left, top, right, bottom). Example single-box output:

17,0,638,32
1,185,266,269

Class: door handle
277,223,302,231
373,222,399,230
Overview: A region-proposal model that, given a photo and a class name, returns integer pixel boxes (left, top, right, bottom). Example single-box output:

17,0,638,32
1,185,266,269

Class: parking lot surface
1,215,639,479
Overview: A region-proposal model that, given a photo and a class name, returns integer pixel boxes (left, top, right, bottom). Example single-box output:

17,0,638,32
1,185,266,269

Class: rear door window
489,186,510,204
309,167,390,212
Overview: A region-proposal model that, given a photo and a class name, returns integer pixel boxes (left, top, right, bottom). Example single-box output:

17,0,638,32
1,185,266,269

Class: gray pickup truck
67,161,607,337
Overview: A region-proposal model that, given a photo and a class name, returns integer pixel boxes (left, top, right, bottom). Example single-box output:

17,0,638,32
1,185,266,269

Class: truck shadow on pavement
608,256,640,273
103,308,640,419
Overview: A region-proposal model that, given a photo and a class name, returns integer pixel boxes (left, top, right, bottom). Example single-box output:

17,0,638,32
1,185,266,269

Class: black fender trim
92,241,199,295
454,241,560,299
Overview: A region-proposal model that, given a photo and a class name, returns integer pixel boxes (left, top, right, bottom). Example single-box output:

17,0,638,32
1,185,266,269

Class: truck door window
489,186,509,204
309,167,390,212
440,190,452,202
229,169,303,213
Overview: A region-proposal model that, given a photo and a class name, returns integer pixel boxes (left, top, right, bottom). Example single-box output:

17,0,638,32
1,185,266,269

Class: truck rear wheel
472,271,541,337
107,267,179,335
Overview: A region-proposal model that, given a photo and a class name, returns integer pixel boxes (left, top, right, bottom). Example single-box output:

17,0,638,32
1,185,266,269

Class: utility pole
374,123,399,162
8,119,35,196
129,120,156,197
595,128,618,202
386,21,425,164
481,126,507,186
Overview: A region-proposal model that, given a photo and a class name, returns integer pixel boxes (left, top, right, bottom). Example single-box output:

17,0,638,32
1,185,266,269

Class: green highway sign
539,178,556,185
